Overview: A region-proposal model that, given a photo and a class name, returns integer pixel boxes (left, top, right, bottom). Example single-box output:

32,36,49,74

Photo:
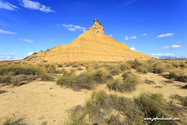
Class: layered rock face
25,19,152,62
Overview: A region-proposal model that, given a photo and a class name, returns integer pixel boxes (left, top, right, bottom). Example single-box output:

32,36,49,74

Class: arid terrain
0,59,187,125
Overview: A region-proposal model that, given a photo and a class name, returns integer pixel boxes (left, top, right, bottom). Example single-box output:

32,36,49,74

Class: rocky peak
87,19,104,35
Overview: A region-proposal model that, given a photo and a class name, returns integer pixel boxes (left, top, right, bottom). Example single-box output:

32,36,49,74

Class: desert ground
0,59,187,125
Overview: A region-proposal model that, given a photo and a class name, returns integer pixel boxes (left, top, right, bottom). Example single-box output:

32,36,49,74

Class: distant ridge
24,19,153,62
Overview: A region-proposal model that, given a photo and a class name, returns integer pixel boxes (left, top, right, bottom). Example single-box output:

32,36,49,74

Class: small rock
12,92,14,93
50,87,53,89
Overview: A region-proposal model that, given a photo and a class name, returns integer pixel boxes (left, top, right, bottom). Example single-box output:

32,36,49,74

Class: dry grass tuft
169,69,187,82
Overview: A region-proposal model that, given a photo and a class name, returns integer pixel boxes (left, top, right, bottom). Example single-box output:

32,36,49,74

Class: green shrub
127,59,142,69
42,60,48,63
119,62,131,71
56,71,76,88
72,63,79,68
154,65,165,74
2,116,27,125
136,65,147,74
57,64,63,67
107,78,122,92
92,67,111,84
2,72,14,83
0,90,7,94
109,65,121,75
105,114,122,125
179,62,186,68
109,72,138,93
63,90,182,125
172,63,179,68
121,70,132,80
0,64,37,75
36,67,54,81
169,69,187,82
11,77,22,86
122,73,139,92
77,66,83,70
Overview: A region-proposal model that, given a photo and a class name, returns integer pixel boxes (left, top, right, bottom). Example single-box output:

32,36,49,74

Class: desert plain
0,59,187,125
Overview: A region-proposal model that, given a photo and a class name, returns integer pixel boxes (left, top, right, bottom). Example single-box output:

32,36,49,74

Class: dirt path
0,81,92,125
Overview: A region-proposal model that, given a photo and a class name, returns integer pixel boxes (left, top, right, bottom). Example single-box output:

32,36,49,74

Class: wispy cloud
163,44,182,49
20,39,33,43
108,34,112,37
49,39,52,41
20,0,55,13
130,36,137,39
157,33,174,38
58,24,86,32
27,52,33,56
125,35,129,40
163,46,170,49
0,1,19,11
152,53,175,56
117,0,137,9
0,53,22,61
130,47,136,51
142,33,147,36
0,29,17,34
170,44,182,48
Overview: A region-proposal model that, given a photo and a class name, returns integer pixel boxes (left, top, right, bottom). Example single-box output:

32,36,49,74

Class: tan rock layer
24,19,153,62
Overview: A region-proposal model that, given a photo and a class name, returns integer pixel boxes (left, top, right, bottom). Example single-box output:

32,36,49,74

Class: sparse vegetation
77,66,83,70
2,116,27,125
57,67,113,91
136,65,148,74
62,90,182,125
108,65,121,75
154,64,165,74
127,59,142,69
118,62,131,71
169,69,187,82
107,71,139,93
0,64,37,76
0,90,7,94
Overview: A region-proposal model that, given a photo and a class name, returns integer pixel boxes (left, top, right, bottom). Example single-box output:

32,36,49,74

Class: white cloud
0,1,19,11
20,39,33,43
157,33,174,38
40,5,55,13
163,44,182,49
0,29,17,34
49,39,52,41
27,52,33,56
109,34,112,37
20,0,55,13
163,46,169,49
59,24,86,32
142,33,147,36
152,53,175,56
130,36,137,39
130,47,136,51
170,44,182,48
125,35,129,40
0,53,22,61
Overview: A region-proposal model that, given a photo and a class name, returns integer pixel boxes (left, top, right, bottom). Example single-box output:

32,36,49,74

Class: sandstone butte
24,19,153,62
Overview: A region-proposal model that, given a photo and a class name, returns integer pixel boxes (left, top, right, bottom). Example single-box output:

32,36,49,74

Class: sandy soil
0,68,187,125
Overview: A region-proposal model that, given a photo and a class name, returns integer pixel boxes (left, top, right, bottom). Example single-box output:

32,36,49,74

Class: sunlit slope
25,19,152,62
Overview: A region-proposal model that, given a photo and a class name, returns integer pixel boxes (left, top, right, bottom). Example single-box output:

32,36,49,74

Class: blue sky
0,0,186,60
